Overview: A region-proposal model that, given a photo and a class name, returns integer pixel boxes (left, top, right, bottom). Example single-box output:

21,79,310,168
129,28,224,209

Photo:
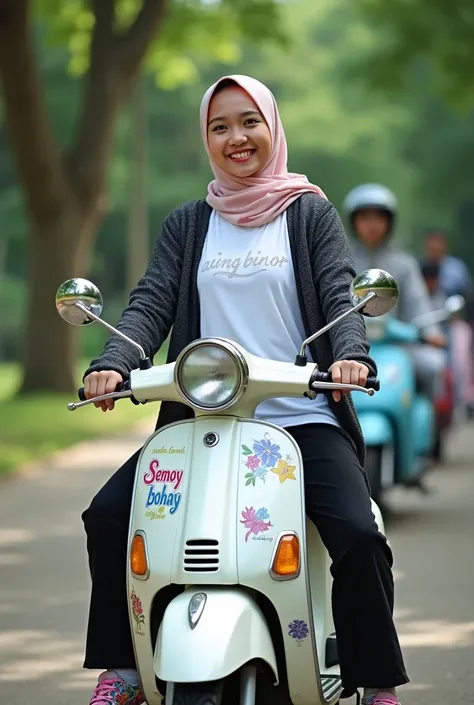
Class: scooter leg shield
413,396,435,456
154,586,278,684
370,498,386,537
358,412,393,447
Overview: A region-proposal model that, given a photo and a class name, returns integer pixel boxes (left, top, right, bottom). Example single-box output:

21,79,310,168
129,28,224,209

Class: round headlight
175,339,248,411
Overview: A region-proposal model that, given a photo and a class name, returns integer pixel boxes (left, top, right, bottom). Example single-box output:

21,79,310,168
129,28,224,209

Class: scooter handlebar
310,370,380,392
72,365,379,412
77,380,130,401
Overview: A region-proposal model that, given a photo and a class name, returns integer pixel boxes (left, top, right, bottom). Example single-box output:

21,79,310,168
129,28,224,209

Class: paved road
1,420,473,704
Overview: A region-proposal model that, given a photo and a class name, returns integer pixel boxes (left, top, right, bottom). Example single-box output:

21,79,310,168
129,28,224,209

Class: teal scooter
354,295,464,504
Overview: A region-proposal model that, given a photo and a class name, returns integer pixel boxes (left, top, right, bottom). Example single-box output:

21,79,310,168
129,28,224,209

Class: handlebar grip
77,380,129,401
311,370,380,392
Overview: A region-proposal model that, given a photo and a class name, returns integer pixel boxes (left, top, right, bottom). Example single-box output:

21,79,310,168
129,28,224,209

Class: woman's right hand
83,370,123,412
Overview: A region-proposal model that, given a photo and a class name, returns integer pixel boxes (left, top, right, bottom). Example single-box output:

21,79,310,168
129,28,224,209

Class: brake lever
67,389,133,411
311,381,375,396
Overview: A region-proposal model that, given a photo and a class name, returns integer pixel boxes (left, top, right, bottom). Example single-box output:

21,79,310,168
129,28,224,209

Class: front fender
359,412,393,447
154,587,278,683
370,499,387,540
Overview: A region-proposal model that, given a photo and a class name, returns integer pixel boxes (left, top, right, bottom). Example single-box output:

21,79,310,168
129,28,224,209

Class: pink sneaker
363,694,400,705
89,673,145,705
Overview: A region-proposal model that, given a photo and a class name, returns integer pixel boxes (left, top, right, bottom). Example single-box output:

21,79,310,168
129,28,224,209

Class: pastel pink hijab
200,74,327,227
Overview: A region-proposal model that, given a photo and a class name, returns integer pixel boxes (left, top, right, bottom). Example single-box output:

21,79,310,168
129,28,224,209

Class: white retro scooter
56,268,398,705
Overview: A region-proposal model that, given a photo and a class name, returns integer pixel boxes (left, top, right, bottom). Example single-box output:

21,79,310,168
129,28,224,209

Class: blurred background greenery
0,0,473,472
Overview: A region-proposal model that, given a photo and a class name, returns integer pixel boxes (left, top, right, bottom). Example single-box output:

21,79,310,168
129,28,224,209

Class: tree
0,0,283,393
354,0,474,108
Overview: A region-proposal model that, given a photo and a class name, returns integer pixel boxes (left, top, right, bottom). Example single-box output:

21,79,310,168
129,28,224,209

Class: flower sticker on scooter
271,456,296,483
243,454,269,486
288,619,309,646
240,506,273,542
253,435,282,467
130,587,145,635
242,433,281,486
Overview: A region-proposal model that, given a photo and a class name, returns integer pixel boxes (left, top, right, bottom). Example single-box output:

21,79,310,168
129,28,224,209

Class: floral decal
253,435,282,467
240,506,273,542
243,448,269,486
288,619,309,645
245,454,261,471
242,435,296,486
130,587,145,633
271,456,297,483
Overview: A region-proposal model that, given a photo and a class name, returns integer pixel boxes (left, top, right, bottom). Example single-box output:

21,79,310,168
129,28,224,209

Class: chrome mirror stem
298,292,376,359
74,302,147,360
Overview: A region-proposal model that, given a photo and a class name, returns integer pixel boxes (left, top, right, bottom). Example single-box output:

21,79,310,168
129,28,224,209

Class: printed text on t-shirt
201,250,289,279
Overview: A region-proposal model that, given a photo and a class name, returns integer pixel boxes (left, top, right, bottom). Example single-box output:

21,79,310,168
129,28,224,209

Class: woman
82,75,408,705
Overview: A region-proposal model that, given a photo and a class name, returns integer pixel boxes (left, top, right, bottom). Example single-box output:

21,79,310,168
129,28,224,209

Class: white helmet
343,184,398,220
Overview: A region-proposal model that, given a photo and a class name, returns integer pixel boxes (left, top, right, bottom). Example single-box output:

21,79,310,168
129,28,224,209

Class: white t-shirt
197,211,339,429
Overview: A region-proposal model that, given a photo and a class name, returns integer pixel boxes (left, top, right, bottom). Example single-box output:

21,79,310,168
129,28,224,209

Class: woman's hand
83,370,123,412
328,360,369,402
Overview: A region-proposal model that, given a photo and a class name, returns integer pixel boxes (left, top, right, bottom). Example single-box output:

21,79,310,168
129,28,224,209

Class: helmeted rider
419,260,447,311
344,183,447,400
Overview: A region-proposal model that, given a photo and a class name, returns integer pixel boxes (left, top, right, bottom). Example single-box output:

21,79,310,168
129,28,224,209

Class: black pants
82,423,408,694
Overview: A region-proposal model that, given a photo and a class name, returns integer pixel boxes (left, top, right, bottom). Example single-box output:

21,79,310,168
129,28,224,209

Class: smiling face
207,84,272,178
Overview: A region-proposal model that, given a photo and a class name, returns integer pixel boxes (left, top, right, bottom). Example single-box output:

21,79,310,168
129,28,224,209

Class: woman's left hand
328,360,369,402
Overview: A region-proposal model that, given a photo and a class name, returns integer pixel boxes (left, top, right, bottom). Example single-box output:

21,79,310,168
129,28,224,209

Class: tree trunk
127,75,149,292
0,0,167,395
20,201,96,393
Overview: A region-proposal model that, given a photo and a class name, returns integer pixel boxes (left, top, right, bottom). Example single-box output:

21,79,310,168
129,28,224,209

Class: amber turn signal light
271,533,300,578
130,532,149,577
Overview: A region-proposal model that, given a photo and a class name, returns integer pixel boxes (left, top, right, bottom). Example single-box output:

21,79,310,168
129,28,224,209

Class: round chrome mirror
350,269,399,317
55,278,103,326
445,294,465,316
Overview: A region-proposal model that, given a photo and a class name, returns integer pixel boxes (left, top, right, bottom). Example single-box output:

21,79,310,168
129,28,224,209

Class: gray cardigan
85,193,376,464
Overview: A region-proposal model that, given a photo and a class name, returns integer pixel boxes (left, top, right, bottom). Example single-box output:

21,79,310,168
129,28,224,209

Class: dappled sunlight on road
385,426,474,704
0,553,30,566
398,619,474,648
0,432,144,704
0,629,96,693
0,425,473,704
0,528,36,544
393,573,474,649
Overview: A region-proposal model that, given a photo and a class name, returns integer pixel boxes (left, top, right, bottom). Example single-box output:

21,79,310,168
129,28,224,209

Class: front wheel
172,681,223,705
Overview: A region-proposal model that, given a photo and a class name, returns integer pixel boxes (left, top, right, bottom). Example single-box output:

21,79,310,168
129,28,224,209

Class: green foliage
355,0,474,109
0,276,26,360
0,359,159,475
33,0,285,87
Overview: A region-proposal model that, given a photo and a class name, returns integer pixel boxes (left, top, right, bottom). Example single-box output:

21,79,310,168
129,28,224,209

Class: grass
0,351,167,476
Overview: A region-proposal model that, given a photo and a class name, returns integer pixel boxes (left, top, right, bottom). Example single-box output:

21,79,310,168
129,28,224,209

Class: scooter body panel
357,411,393,447
413,396,435,456
354,342,430,483
127,417,335,705
155,586,278,683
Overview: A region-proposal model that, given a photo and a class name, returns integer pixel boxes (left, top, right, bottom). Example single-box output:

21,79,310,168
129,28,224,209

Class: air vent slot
184,539,220,572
